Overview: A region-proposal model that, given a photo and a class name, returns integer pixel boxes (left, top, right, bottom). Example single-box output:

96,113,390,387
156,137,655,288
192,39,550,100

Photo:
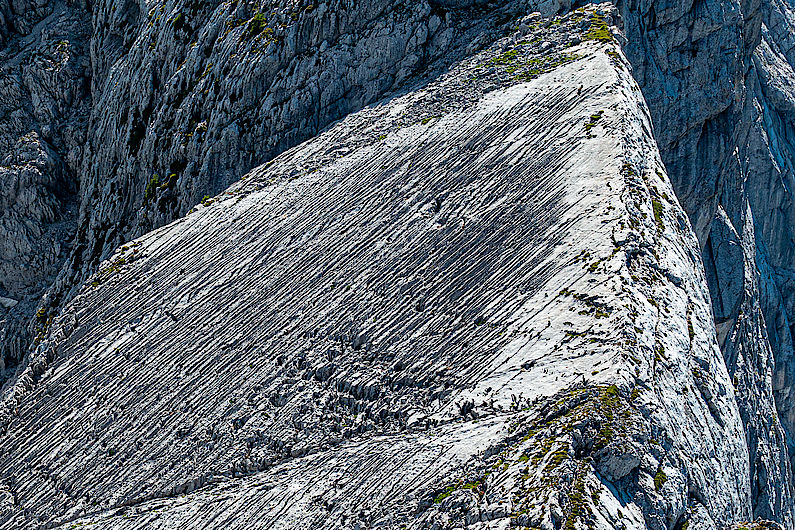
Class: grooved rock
0,8,759,529
2,0,795,529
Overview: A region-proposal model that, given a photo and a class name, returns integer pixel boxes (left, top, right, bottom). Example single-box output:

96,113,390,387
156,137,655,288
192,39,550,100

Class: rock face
619,0,795,524
1,0,795,529
750,0,795,477
0,0,90,373
0,0,517,376
0,10,756,527
615,0,795,524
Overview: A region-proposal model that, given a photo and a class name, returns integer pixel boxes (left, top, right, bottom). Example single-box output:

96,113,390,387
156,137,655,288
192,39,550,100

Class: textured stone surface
0,0,576,383
616,0,795,524
0,0,89,374
0,9,758,529
2,0,795,529
748,0,795,481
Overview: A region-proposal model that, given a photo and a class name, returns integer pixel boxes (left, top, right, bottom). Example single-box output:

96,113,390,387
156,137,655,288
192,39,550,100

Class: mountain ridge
1,0,795,528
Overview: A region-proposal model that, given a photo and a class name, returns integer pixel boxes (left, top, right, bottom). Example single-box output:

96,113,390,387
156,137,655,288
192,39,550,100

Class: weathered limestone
2,0,795,528
0,7,768,529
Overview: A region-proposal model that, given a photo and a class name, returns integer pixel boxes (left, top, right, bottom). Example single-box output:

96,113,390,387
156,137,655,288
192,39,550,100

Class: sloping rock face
1,0,552,377
2,0,795,529
0,9,758,528
55,0,580,319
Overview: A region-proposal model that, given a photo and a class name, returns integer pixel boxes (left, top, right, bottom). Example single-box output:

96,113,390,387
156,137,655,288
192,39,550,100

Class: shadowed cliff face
749,0,795,453
616,0,795,524
618,0,761,244
0,0,90,373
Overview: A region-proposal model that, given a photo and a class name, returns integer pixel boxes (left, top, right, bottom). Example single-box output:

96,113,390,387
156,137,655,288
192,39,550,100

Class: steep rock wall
616,0,795,524
0,0,90,372
747,0,795,471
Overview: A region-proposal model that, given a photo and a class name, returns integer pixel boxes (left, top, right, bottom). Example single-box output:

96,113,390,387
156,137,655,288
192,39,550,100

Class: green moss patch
584,13,613,42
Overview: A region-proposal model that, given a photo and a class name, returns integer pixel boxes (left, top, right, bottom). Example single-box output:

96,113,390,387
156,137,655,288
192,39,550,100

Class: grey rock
0,8,756,528
0,0,89,375
2,0,795,529
617,0,795,524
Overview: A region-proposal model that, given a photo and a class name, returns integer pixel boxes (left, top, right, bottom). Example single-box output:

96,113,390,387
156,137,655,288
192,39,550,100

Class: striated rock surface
1,0,536,378
2,0,795,529
58,0,577,310
0,10,758,528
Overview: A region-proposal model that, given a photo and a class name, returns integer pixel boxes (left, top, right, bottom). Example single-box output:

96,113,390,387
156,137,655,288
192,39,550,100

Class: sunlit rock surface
0,8,760,529
1,0,795,529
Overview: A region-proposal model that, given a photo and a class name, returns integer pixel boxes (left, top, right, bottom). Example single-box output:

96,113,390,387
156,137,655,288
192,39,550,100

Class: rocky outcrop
2,0,795,529
0,9,760,528
616,0,795,524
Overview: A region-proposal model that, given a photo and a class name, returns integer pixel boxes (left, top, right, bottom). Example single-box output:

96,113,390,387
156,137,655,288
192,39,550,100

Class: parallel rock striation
2,0,795,529
0,6,770,529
